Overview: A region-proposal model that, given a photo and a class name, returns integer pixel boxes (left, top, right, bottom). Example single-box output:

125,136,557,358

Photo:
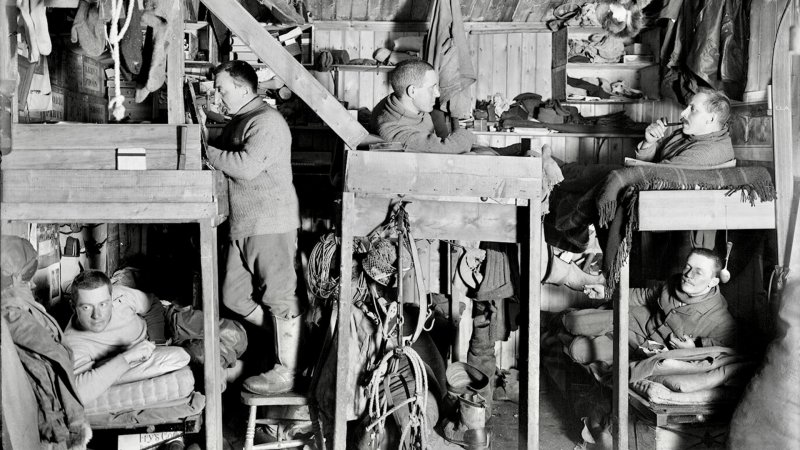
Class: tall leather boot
442,391,491,450
243,314,303,395
542,246,605,291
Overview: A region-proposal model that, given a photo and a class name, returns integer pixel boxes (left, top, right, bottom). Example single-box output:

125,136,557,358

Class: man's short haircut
71,270,112,302
389,60,435,96
696,87,731,127
688,248,723,277
213,60,258,92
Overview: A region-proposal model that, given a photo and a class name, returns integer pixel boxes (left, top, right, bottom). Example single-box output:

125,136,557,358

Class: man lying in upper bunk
634,87,734,166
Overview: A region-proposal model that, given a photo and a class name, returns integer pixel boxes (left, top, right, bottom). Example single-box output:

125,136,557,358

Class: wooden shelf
472,129,644,138
332,65,393,73
567,62,657,70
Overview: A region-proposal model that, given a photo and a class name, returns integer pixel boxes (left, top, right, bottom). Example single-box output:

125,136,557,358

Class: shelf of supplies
332,65,394,73
472,130,644,138
567,62,658,70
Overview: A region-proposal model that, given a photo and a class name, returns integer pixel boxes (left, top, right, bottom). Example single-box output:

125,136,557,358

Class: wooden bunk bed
337,150,544,450
0,124,229,449
609,189,777,450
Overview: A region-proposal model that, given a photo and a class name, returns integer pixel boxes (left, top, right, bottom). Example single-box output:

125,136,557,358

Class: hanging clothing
660,0,748,101
424,0,476,118
2,286,91,450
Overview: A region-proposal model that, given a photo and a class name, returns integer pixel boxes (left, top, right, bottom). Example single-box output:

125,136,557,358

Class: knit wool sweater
207,98,299,239
370,93,475,153
635,128,734,166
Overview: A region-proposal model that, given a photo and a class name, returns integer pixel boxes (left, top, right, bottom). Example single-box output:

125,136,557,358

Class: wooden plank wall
305,0,563,22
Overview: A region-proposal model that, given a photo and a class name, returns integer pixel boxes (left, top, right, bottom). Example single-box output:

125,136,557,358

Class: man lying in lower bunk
549,248,756,448
63,269,246,415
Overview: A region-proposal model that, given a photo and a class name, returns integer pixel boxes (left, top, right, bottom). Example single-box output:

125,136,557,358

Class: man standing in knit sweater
200,61,303,395
635,88,734,166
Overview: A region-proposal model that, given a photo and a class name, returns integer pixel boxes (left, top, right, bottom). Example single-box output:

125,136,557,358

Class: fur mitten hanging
135,0,172,102
595,0,644,39
71,0,108,56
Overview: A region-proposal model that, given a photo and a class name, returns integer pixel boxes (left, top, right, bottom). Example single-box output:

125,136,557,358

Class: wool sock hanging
135,0,173,103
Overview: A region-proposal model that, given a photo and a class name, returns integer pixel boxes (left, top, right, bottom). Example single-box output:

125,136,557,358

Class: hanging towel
424,0,476,118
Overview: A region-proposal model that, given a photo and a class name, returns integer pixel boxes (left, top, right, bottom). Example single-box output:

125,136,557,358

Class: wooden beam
334,192,355,450
200,0,368,149
613,261,630,450
167,0,185,124
200,221,223,450
257,0,305,24
1,170,221,203
1,203,224,223
349,196,522,242
521,180,542,450
772,0,796,266
637,190,776,231
1,0,17,155
345,151,542,199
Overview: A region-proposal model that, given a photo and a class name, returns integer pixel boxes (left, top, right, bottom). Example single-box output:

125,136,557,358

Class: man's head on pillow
680,248,723,299
70,269,113,333
679,88,731,137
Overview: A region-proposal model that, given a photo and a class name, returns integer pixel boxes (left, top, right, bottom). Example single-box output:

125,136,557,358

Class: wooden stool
241,391,320,450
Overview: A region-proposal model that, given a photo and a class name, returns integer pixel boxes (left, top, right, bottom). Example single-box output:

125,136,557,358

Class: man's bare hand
644,117,668,144
667,333,696,349
470,146,498,156
583,284,605,300
122,340,155,366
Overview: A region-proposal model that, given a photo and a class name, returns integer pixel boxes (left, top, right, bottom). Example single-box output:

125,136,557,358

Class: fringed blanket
544,164,776,298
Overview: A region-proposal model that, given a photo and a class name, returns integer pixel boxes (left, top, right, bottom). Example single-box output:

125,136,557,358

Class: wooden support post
613,258,630,450
772,0,796,267
521,187,543,449
167,0,185,124
200,221,222,450
199,0,369,149
333,191,355,450
106,224,120,276
1,0,18,154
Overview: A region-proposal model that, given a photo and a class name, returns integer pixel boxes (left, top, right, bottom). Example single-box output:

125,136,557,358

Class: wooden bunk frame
610,189,776,450
337,150,543,450
0,124,229,449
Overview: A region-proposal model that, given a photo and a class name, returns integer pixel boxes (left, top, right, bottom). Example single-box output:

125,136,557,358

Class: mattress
87,392,205,429
84,366,195,415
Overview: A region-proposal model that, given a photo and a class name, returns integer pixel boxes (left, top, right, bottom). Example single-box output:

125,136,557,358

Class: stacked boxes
230,24,313,66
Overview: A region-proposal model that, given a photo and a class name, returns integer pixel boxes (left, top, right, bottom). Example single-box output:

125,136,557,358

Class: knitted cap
1,235,38,289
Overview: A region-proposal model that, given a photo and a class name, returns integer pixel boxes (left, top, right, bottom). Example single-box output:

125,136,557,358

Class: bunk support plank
167,0,185,125
334,191,356,448
638,190,776,231
613,258,630,450
200,220,222,450
522,181,543,450
199,0,369,149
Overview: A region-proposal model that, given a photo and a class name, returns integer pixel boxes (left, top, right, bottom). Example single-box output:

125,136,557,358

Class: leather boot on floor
441,391,491,450
543,247,605,291
243,314,303,395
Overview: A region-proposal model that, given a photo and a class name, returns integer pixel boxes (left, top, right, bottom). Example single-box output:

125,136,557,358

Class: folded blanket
631,379,740,405
629,346,742,382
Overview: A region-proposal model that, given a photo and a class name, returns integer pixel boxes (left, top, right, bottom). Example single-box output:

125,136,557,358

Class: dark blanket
545,165,776,298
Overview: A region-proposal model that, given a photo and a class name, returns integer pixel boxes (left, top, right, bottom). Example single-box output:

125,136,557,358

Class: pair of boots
242,311,304,395
542,246,604,291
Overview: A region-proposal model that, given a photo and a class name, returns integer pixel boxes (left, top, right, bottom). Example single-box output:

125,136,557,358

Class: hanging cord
107,0,138,121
